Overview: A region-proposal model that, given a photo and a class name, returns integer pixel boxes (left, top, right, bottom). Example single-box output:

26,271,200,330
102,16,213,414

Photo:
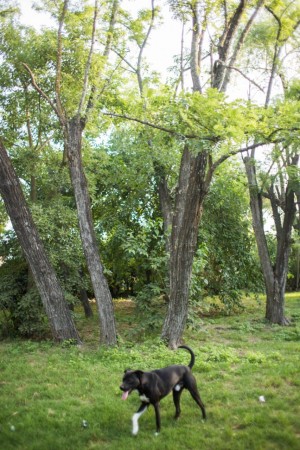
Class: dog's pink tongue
122,391,129,401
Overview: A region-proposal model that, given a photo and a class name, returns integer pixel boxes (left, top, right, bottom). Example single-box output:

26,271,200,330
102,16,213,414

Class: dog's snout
120,384,125,391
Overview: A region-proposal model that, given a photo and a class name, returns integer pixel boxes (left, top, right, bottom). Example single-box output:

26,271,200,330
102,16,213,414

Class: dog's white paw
132,426,139,435
154,432,160,437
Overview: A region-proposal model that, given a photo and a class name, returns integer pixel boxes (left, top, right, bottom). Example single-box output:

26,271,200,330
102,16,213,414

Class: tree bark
66,116,117,345
161,145,208,348
0,140,81,343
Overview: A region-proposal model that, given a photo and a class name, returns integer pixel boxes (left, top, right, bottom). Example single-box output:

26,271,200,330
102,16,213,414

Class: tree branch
103,0,120,58
22,63,60,118
218,62,265,92
213,0,246,90
222,0,265,92
78,0,99,117
210,128,294,175
190,0,202,93
104,112,218,141
265,6,282,106
112,49,137,73
211,141,268,173
83,0,120,121
55,0,69,122
137,0,156,96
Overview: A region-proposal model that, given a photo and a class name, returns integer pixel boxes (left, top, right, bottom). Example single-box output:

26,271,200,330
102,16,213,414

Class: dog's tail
178,345,195,369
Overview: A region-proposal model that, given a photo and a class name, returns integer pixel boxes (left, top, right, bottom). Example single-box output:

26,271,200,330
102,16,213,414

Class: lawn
0,294,299,449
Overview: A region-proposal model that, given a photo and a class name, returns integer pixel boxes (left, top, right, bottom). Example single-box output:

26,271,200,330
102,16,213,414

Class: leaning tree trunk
244,155,297,325
66,116,117,345
161,146,208,348
0,140,81,343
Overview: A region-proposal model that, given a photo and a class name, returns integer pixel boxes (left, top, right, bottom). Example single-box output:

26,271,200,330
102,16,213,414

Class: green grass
0,294,300,449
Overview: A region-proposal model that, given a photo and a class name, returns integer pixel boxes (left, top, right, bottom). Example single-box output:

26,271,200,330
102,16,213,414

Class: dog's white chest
139,394,150,403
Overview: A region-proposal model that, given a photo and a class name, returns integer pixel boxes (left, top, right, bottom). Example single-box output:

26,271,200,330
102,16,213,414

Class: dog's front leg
153,402,161,435
132,403,148,436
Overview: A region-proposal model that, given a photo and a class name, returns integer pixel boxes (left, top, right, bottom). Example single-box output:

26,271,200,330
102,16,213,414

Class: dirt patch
114,299,136,315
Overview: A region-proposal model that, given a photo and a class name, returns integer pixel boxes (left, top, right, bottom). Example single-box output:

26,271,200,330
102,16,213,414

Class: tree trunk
79,268,93,318
80,288,93,318
265,279,287,324
66,116,117,345
0,140,81,343
244,155,298,325
161,145,208,348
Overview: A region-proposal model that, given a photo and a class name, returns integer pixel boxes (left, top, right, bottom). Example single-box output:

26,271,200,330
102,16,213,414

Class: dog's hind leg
185,375,206,420
132,403,148,435
172,387,183,419
153,402,161,435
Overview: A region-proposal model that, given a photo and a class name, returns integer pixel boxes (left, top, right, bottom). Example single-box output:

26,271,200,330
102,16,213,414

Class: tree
0,140,81,343
2,0,298,347
0,14,96,332
245,149,299,325
103,0,287,347
243,95,300,326
243,1,300,324
109,0,300,346
22,0,120,345
160,0,267,347
158,0,300,344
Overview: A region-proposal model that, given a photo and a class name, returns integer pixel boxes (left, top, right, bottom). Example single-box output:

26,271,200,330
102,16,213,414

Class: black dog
120,345,206,435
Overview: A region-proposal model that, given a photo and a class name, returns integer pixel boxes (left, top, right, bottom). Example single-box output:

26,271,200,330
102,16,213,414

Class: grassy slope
0,294,299,450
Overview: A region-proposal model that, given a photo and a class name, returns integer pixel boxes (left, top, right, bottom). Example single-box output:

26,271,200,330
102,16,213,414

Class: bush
12,289,49,338
0,255,48,339
133,283,166,335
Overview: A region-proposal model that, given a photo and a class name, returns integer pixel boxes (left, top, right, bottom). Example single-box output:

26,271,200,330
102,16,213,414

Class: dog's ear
134,370,144,379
